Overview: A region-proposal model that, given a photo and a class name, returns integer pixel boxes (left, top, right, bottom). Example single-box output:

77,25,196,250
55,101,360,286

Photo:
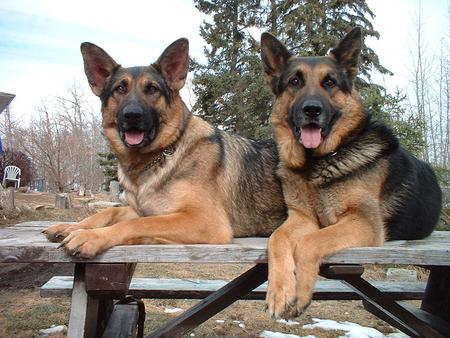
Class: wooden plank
343,275,444,338
401,301,450,337
85,263,136,298
148,263,268,338
40,276,427,301
363,301,424,338
13,221,75,229
1,225,449,265
421,267,450,322
67,264,99,338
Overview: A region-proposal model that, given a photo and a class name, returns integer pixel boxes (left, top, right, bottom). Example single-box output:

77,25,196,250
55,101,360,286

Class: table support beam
147,263,268,338
320,264,447,338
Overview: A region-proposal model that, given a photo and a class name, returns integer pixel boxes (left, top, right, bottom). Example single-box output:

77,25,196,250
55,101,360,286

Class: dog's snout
123,104,144,121
302,100,323,117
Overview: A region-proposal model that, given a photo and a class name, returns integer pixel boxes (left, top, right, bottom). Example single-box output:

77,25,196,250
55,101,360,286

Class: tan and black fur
44,38,286,258
260,28,442,318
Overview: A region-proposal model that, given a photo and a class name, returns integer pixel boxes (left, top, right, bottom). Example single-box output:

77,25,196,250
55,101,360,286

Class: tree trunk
109,180,120,202
55,193,71,209
0,187,15,211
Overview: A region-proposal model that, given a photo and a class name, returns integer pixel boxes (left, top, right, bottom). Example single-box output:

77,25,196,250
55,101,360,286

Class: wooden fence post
0,187,15,211
55,193,72,209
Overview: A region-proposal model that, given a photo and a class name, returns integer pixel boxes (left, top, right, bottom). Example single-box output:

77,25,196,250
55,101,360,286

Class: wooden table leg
421,266,450,322
147,263,268,338
67,263,101,338
67,264,120,338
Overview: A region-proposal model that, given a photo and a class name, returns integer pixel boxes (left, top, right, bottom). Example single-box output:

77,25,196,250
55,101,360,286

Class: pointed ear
80,42,120,96
260,32,292,78
329,27,362,80
153,38,189,92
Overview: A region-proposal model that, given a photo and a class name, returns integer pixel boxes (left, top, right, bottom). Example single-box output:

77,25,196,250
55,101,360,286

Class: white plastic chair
3,165,21,188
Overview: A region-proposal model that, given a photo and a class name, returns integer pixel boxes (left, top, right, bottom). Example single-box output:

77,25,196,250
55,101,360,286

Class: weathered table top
0,221,449,265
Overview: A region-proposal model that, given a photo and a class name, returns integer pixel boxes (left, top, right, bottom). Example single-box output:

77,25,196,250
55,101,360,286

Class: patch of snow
39,325,67,336
303,318,405,338
164,306,183,314
215,319,225,324
239,323,246,328
260,331,315,338
276,318,300,326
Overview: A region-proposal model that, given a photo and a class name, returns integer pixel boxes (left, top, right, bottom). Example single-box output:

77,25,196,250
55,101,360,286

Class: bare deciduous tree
407,1,450,170
3,83,108,193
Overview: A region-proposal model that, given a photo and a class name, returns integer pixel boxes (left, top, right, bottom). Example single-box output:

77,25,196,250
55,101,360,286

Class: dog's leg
59,209,233,258
45,206,140,242
292,210,384,316
266,211,319,319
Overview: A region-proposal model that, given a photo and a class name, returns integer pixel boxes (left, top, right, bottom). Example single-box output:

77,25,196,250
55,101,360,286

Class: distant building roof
0,92,15,114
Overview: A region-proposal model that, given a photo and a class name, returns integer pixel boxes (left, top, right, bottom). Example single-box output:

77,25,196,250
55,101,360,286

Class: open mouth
121,127,157,148
124,130,145,146
295,124,323,149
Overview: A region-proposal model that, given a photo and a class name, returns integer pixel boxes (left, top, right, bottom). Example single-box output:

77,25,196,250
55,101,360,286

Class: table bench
1,221,450,338
41,276,427,301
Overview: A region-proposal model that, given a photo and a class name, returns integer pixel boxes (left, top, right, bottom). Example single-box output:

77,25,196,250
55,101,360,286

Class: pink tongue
125,131,144,145
300,126,322,149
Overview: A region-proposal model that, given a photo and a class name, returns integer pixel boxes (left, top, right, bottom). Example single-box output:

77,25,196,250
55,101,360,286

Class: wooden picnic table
0,221,449,338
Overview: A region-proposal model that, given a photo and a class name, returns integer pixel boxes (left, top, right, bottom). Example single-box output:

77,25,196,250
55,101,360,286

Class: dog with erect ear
44,39,286,258
261,27,442,318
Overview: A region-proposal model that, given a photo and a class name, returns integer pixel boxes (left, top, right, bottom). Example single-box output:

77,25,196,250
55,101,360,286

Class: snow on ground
303,318,410,338
163,306,184,313
303,318,385,338
276,319,301,326
259,318,410,338
260,331,315,338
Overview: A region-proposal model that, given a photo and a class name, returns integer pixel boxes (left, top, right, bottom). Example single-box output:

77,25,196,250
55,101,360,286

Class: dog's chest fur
279,120,397,227
117,117,214,217
119,157,179,217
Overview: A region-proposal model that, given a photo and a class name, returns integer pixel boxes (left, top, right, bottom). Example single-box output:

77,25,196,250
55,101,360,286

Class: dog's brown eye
289,76,301,87
323,77,337,88
145,84,159,95
115,84,127,94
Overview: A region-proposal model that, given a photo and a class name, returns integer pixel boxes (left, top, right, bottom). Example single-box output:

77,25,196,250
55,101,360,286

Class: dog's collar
143,145,175,171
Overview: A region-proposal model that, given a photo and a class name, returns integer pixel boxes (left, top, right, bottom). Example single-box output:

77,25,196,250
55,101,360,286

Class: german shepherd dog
44,39,286,258
260,27,442,318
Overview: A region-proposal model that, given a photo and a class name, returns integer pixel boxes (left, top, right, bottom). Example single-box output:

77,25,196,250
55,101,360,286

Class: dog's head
80,39,189,154
261,28,366,168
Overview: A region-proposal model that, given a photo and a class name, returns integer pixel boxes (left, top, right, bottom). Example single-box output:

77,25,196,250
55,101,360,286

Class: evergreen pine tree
97,152,118,189
267,0,392,84
192,0,273,139
192,0,424,152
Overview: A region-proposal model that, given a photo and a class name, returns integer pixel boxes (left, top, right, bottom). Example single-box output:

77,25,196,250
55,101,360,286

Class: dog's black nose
123,104,144,121
302,100,323,117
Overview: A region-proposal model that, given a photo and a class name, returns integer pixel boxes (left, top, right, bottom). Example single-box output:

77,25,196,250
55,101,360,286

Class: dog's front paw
44,223,74,242
266,270,298,319
293,260,319,315
294,292,312,315
59,229,112,258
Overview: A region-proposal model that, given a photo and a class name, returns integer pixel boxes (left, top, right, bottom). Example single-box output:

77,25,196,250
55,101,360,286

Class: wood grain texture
41,276,427,301
0,222,449,265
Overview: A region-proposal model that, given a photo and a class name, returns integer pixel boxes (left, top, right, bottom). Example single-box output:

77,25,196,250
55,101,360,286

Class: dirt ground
0,192,427,338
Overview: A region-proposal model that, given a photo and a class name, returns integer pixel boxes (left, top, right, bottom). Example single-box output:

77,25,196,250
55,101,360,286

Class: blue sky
0,0,448,123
